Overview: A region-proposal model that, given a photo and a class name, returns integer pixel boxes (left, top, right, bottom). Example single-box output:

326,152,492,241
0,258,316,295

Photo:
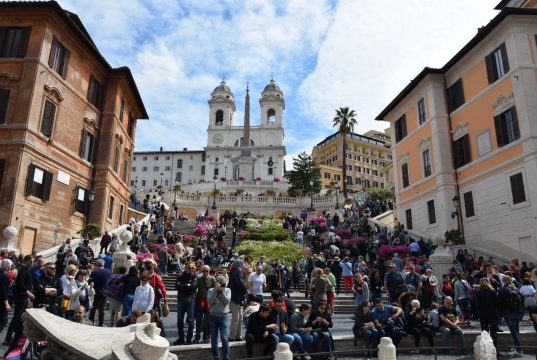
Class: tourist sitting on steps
438,296,465,352
245,304,278,359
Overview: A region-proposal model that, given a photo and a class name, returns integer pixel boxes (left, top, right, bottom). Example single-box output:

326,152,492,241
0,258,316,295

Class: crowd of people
0,196,537,360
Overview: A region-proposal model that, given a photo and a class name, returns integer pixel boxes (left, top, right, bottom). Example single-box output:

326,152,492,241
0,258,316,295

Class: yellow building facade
312,130,392,193
377,5,537,260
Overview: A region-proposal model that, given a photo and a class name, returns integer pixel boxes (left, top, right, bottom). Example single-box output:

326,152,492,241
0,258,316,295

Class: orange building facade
0,2,148,253
377,6,537,260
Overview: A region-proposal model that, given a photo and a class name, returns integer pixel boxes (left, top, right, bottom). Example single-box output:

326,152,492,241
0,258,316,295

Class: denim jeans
275,332,294,346
160,262,167,275
195,305,209,340
361,328,381,347
288,332,315,354
177,300,195,343
439,326,465,348
209,314,230,360
505,312,522,351
122,293,134,316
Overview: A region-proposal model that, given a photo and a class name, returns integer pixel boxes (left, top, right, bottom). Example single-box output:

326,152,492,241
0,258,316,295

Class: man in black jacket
34,262,62,314
269,299,294,347
498,275,525,357
4,255,34,345
174,263,198,345
245,305,278,358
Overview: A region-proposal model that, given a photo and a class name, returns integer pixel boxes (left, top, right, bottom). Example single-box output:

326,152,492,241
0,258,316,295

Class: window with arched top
215,110,224,125
234,138,255,147
267,108,276,122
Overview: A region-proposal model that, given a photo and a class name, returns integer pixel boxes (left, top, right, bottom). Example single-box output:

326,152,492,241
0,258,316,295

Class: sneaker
302,356,312,360
513,351,524,358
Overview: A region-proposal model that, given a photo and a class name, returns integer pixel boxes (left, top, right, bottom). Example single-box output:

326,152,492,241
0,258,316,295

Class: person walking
228,260,248,342
475,278,498,347
499,275,525,357
340,258,354,294
208,276,231,360
174,262,197,345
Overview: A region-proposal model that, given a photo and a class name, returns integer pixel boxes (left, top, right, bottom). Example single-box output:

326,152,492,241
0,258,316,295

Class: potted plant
219,176,226,181
256,176,262,181
274,176,281,182
239,176,245,181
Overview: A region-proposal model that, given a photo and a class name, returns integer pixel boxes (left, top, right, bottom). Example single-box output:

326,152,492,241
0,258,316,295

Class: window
177,159,183,168
189,165,193,171
324,172,331,179
365,158,370,164
141,180,145,186
346,176,352,185
372,170,378,176
164,166,171,171
74,187,87,214
119,97,124,122
364,168,370,175
0,158,5,191
364,179,370,188
154,156,159,161
401,163,409,188
268,167,273,175
485,43,509,84
418,98,426,125
0,27,30,58
153,179,157,186
108,196,114,219
130,180,134,186
494,107,520,147
355,178,361,185
214,167,219,176
40,100,56,137
372,160,378,165
267,108,276,122
165,156,171,160
80,130,94,163
164,180,169,186
463,191,475,218
422,149,431,177
215,110,224,125
87,75,104,110
373,181,378,187
133,156,136,161
176,172,182,182
354,166,361,172
347,165,352,170
153,166,159,171
427,200,436,224
334,175,340,181
453,134,471,169
48,36,70,78
119,204,124,224
24,164,53,201
127,113,135,138
132,167,137,172
142,156,147,161
142,167,147,172
0,88,10,124
202,153,206,162
394,115,407,142
201,166,205,176
510,173,526,204
113,146,120,173
122,160,128,182
405,209,413,230
446,78,464,113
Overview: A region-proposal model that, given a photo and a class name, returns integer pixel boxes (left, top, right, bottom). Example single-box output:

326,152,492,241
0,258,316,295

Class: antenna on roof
246,82,249,95
270,72,274,81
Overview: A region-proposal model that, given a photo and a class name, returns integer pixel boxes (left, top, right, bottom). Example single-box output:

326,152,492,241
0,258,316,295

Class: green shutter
48,36,57,67
494,114,504,147
485,53,494,84
42,170,53,201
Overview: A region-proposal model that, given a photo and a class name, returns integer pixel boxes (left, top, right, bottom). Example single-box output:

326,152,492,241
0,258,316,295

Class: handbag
60,295,71,313
162,299,170,317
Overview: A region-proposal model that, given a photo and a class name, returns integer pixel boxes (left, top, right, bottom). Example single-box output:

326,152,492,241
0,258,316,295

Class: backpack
505,286,522,311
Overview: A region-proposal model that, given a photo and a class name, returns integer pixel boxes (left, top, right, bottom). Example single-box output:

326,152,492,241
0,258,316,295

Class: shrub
335,229,351,239
193,224,208,237
236,240,307,265
274,176,281,182
78,223,102,240
379,245,394,259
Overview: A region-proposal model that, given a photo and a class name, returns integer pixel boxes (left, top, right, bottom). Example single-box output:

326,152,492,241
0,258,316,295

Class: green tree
78,223,102,240
287,152,322,197
332,107,358,198
368,188,394,201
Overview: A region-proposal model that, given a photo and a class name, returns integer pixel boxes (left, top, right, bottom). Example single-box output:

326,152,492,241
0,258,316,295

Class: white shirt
132,283,155,313
248,272,266,296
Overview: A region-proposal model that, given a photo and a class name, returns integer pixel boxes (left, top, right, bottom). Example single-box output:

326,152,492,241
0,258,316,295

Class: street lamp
86,189,96,226
334,180,340,209
309,180,315,211
451,195,464,244
212,175,218,210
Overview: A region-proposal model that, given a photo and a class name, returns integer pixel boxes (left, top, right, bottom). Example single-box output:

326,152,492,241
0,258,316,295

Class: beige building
0,2,148,253
312,130,392,193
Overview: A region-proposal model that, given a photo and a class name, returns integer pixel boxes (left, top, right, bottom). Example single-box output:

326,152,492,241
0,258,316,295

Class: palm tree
333,107,358,198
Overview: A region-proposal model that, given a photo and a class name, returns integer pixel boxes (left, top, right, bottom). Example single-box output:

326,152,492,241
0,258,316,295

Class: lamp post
334,180,340,209
172,180,178,207
451,195,465,244
159,172,164,195
212,176,218,210
86,189,96,226
309,180,314,212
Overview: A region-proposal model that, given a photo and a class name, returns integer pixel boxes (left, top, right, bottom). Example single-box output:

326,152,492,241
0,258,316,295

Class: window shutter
485,54,494,84
500,43,509,74
401,115,407,137
48,36,58,67
510,107,520,140
0,28,6,55
40,101,55,137
61,48,70,79
16,27,30,58
0,158,5,190
0,88,10,124
25,164,35,196
494,114,504,147
42,170,53,201
462,136,471,165
80,130,87,158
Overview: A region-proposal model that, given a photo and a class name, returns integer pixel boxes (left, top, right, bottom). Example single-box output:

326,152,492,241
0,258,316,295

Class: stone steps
168,331,537,360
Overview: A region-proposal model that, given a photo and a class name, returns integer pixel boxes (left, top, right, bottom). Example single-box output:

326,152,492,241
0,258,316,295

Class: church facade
204,80,286,181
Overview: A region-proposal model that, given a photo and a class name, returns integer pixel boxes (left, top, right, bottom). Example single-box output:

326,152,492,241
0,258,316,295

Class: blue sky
53,0,497,166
